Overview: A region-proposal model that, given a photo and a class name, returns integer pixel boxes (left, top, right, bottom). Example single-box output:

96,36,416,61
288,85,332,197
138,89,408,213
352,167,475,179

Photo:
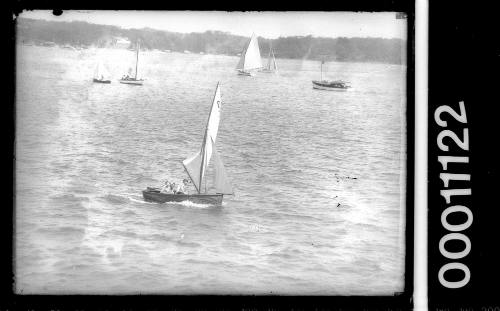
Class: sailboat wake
164,200,215,209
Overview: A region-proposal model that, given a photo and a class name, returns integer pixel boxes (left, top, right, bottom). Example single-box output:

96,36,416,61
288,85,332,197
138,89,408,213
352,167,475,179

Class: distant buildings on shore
114,37,131,49
19,40,253,58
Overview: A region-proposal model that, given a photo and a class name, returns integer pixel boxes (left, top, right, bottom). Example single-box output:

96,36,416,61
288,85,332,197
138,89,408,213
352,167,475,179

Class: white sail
182,151,202,193
235,45,246,70
94,60,110,80
182,83,228,193
212,142,233,194
236,33,262,71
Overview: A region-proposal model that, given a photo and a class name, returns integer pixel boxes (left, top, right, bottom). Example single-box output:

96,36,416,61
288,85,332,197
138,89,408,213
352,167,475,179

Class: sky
19,10,407,40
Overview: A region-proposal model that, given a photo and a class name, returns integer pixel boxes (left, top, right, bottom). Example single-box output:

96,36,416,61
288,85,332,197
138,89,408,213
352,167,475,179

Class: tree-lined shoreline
16,17,406,65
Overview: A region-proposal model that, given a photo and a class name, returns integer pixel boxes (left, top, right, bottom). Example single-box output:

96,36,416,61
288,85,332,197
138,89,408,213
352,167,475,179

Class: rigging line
135,41,139,79
183,161,199,193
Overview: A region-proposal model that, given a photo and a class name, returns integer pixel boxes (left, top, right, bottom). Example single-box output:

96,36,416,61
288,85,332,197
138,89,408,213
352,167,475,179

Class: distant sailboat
142,82,234,205
312,59,351,91
260,44,278,73
235,33,262,76
93,60,111,84
119,41,144,85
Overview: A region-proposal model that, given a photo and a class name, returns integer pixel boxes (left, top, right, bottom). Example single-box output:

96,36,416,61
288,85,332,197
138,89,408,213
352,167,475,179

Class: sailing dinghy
235,33,263,76
93,60,111,84
142,82,234,205
260,44,278,73
312,60,351,91
119,41,144,85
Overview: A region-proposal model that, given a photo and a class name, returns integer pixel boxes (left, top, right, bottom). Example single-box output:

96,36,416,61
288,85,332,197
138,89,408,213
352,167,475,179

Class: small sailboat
93,60,111,84
235,33,262,76
119,41,144,85
312,60,351,91
260,44,278,73
142,82,234,205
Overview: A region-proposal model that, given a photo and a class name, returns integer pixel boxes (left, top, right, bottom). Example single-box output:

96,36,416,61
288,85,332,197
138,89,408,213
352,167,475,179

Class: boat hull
119,79,144,85
93,78,111,84
237,70,255,77
260,69,276,73
142,189,223,205
312,80,350,91
312,84,349,91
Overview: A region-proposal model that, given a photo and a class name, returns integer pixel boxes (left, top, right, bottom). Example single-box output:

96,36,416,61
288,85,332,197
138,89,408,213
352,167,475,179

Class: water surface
15,45,407,295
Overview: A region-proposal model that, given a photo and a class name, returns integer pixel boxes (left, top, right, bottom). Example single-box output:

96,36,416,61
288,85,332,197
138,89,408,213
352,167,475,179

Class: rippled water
15,45,406,295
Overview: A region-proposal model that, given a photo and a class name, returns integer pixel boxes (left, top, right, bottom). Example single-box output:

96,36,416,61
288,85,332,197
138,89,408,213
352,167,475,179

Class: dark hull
237,70,255,76
142,190,223,205
312,80,350,89
93,78,111,84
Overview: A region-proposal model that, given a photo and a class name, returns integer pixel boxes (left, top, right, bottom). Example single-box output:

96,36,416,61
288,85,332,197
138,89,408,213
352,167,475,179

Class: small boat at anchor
312,80,351,91
235,33,262,76
142,82,234,205
312,60,351,91
92,60,111,84
119,41,144,85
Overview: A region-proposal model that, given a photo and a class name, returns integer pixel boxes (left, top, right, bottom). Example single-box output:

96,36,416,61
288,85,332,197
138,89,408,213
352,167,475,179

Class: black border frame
5,1,415,310
427,1,500,308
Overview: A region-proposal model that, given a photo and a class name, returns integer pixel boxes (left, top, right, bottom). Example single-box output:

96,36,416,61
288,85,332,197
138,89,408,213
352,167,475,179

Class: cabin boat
312,80,351,91
235,33,262,76
312,60,351,91
142,82,234,205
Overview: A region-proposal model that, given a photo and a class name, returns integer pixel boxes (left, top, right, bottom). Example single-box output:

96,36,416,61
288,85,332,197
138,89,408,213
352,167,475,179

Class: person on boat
161,180,173,194
174,179,189,195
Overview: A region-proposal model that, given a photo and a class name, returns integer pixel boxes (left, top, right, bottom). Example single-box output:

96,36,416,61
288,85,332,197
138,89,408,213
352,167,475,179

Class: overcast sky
19,10,407,40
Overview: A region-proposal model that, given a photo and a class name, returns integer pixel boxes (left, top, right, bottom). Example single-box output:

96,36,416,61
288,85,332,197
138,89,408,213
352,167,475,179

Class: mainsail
235,33,262,71
182,83,233,194
211,141,233,194
94,60,110,80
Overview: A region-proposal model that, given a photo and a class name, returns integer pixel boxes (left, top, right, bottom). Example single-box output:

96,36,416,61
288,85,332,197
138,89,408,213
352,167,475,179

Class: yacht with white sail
235,33,262,76
92,60,111,84
142,82,234,205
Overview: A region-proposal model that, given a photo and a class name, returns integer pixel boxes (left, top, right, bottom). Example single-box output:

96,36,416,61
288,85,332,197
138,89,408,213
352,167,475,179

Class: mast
267,44,272,70
198,129,207,194
320,61,323,81
135,41,139,79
